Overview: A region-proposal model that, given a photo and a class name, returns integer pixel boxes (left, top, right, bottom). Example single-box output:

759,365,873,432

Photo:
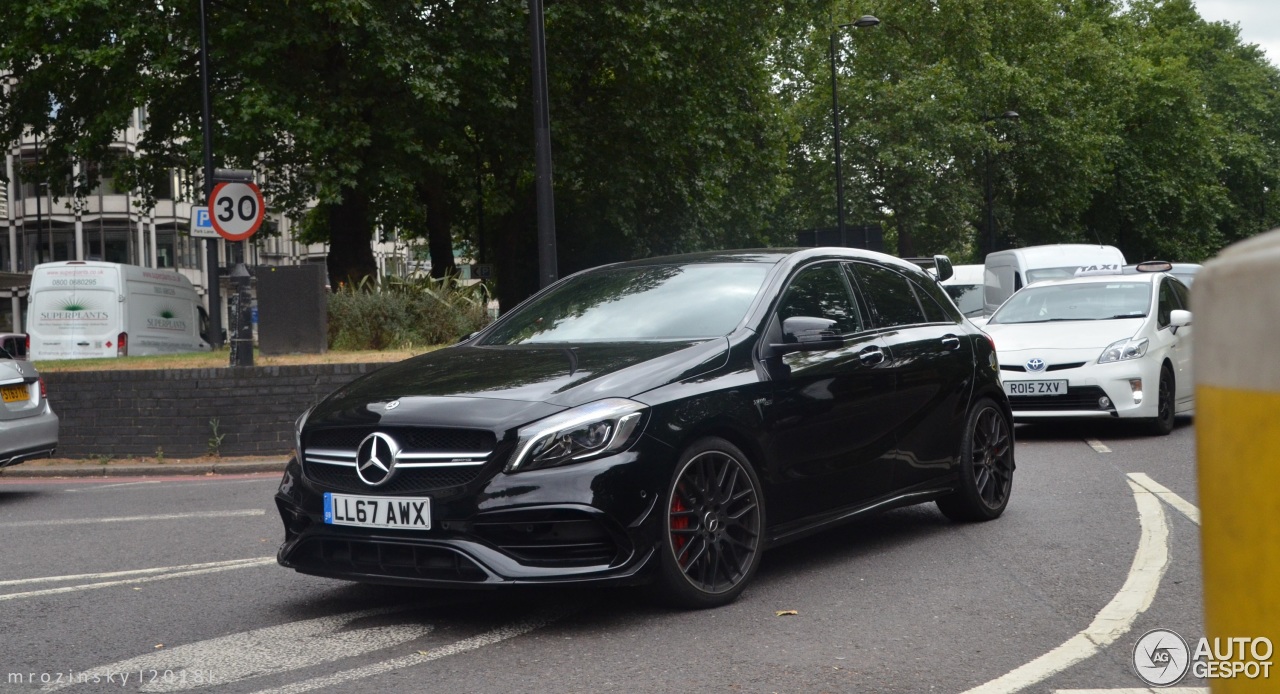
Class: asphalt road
0,417,1208,693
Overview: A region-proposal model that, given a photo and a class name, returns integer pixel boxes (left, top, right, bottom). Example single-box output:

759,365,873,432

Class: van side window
985,266,1013,307
848,263,926,328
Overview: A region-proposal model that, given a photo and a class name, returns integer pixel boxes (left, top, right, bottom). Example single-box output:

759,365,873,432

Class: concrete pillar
1193,228,1280,692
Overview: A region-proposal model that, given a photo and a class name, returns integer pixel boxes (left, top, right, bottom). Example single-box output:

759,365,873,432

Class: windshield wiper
1107,314,1147,319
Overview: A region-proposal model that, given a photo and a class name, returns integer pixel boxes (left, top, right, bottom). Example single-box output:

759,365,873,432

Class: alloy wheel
667,450,761,595
971,407,1013,509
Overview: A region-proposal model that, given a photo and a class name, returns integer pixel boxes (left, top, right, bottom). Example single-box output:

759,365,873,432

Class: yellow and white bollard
1194,229,1280,692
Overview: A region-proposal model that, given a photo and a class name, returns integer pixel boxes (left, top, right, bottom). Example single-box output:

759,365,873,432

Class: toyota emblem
1026,358,1046,372
355,432,400,486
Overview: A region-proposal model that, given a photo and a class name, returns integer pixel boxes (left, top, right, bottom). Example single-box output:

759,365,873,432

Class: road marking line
0,558,275,603
1126,473,1201,525
247,610,566,694
960,480,1169,694
42,607,431,692
0,509,265,528
0,557,270,588
1086,438,1112,453
1053,689,1208,693
65,480,163,492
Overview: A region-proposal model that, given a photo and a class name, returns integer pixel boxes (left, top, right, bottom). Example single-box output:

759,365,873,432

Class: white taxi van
980,261,1193,434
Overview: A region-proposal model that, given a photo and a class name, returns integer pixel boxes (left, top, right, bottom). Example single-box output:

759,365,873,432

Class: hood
982,319,1143,352
311,338,732,421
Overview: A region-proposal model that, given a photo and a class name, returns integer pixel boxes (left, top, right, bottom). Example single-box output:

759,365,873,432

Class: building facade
1,107,421,334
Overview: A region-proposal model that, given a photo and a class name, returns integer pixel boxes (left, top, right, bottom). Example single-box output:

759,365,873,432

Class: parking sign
189,206,219,239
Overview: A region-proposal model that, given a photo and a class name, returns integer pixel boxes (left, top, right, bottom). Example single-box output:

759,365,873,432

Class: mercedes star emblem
355,432,400,486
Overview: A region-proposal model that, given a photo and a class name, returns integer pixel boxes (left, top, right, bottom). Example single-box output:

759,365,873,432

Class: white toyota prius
981,263,1194,434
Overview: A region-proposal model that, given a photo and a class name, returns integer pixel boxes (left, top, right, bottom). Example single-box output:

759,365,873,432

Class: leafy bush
327,276,492,351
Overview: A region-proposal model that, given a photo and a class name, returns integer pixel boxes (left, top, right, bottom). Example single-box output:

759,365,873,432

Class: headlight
1098,337,1149,363
294,405,314,461
507,399,647,472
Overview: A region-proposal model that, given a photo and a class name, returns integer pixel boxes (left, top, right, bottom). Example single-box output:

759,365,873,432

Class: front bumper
275,436,674,588
1000,355,1162,420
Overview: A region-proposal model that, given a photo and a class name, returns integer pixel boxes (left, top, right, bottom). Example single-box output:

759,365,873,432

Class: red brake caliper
670,492,689,564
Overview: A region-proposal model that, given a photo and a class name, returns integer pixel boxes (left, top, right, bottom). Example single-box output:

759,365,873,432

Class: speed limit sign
209,181,266,241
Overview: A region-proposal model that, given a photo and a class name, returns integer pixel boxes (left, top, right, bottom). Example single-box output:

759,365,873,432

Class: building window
155,222,177,268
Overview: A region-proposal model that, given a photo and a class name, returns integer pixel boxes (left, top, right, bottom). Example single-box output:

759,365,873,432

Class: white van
983,244,1126,315
940,264,986,318
27,261,211,360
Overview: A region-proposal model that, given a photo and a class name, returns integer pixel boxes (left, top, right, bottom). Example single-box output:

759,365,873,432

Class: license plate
1,384,27,403
1004,380,1067,396
323,493,431,530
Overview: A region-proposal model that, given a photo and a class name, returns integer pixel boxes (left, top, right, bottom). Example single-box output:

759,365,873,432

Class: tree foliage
2,0,1278,310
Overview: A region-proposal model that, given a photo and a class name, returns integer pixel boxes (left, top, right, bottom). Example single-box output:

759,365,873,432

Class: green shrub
327,276,492,351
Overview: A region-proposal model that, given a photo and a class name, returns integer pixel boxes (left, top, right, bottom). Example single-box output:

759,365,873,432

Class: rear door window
848,263,926,328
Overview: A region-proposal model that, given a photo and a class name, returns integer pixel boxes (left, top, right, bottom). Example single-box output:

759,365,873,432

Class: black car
276,248,1015,607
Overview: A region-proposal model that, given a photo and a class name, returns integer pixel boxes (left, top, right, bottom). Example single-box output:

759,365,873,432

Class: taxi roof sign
1074,263,1123,277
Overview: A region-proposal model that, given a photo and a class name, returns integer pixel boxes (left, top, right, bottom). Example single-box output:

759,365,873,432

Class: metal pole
199,0,223,348
33,133,43,267
528,0,557,288
984,149,994,258
830,32,845,244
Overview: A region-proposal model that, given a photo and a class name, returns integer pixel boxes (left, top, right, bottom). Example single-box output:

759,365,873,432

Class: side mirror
1170,309,1192,330
933,254,954,282
768,316,843,357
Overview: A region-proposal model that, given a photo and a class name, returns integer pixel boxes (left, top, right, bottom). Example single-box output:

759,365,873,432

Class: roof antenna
1088,227,1105,247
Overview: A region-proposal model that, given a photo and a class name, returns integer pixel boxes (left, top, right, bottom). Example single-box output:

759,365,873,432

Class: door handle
859,346,885,365
941,335,961,351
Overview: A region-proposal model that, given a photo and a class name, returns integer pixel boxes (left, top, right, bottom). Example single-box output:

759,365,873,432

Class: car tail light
25,334,30,355
117,332,128,357
39,376,46,398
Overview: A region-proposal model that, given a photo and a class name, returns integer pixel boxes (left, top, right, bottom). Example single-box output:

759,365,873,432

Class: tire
937,398,1015,522
653,437,764,609
1145,365,1175,436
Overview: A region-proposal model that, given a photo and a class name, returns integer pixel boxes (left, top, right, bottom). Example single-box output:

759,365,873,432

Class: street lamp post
528,0,557,288
830,15,879,246
981,110,1019,259
198,0,223,349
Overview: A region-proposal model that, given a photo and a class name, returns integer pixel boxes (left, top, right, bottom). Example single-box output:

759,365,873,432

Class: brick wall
44,363,390,458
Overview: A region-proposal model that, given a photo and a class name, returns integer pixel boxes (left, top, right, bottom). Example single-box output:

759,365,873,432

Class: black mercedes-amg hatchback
276,248,1014,607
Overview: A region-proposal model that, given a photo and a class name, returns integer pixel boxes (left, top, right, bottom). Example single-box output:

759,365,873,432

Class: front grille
306,427,495,452
470,510,622,568
288,537,488,582
1008,385,1113,412
305,463,485,494
1001,361,1087,373
302,425,500,494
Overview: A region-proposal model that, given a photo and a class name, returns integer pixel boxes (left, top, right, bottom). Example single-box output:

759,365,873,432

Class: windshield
989,281,1151,324
944,284,985,317
482,263,772,344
